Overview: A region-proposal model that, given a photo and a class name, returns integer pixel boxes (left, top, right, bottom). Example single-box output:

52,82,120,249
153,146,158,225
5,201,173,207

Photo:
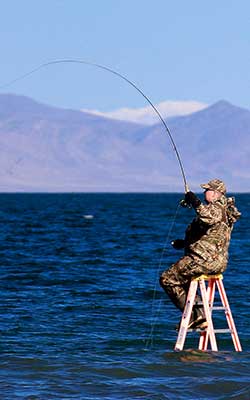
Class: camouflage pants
159,255,213,312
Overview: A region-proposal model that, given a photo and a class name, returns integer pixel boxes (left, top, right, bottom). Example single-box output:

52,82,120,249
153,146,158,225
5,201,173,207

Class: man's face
204,189,222,203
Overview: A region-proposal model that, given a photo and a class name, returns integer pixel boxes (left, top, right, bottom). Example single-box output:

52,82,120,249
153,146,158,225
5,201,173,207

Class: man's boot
188,295,208,329
176,295,208,331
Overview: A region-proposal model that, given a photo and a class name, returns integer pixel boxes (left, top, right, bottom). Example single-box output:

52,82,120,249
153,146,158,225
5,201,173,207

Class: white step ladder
174,274,242,352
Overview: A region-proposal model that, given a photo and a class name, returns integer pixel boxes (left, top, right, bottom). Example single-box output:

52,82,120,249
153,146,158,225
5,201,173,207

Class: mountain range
0,93,249,192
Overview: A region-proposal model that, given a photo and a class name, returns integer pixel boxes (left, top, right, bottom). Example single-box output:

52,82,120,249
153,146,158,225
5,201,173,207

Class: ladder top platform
193,274,223,281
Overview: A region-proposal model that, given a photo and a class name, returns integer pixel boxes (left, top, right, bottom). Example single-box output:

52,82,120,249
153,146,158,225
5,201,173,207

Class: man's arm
196,203,224,225
185,191,224,225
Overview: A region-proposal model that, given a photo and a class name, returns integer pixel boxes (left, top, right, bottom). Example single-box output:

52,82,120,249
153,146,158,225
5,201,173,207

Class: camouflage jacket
184,196,241,272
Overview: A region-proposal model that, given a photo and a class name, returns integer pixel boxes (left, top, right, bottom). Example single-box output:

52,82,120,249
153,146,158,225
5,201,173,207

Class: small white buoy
83,215,94,219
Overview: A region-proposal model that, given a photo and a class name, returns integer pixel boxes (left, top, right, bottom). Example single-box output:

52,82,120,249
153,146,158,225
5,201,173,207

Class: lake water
0,193,249,399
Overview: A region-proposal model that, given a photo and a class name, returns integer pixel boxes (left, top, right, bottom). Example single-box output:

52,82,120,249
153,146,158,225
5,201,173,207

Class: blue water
0,193,249,399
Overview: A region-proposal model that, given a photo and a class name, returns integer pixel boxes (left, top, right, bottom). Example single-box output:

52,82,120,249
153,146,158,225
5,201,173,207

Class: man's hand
184,191,201,209
171,239,185,250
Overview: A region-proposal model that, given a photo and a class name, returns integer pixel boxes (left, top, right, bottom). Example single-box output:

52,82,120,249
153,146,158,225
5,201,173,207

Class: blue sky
1,0,249,111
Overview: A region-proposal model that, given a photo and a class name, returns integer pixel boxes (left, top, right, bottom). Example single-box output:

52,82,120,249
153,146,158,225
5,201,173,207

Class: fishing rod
0,58,189,193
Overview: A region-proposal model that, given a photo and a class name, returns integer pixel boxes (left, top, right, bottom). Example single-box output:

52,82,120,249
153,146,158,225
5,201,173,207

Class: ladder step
195,303,227,310
213,329,232,333
187,328,232,333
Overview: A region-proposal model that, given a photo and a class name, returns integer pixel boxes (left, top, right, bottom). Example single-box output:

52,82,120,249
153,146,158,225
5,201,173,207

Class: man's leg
160,256,207,328
159,256,194,312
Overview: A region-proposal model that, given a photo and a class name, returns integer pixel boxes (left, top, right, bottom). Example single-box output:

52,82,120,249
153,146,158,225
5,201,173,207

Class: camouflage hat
200,179,226,194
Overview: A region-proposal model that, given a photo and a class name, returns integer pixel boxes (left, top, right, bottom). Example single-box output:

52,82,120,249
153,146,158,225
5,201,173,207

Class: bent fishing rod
0,58,189,194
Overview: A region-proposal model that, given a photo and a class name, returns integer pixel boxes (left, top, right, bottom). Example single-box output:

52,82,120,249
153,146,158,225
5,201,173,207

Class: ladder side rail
199,331,207,351
199,278,216,351
216,279,242,352
199,279,218,351
174,280,198,351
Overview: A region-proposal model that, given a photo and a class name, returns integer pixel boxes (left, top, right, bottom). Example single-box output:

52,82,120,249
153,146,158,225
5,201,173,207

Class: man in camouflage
160,179,241,329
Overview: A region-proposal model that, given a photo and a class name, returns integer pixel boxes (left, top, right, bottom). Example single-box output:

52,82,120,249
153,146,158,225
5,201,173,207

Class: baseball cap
200,179,226,194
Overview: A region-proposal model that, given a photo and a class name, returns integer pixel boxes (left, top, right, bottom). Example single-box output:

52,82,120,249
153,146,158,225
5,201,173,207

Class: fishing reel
180,198,192,208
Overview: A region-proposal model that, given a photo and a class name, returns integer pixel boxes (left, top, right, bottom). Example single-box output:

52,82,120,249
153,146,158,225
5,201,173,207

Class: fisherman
160,179,241,329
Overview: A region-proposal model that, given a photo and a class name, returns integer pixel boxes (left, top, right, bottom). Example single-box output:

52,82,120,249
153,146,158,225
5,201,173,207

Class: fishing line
2,59,189,346
145,202,181,349
0,58,189,192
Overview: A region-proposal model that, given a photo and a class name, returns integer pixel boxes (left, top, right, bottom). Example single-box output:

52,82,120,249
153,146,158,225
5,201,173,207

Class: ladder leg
216,279,242,351
199,278,216,351
174,280,198,351
199,279,218,351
